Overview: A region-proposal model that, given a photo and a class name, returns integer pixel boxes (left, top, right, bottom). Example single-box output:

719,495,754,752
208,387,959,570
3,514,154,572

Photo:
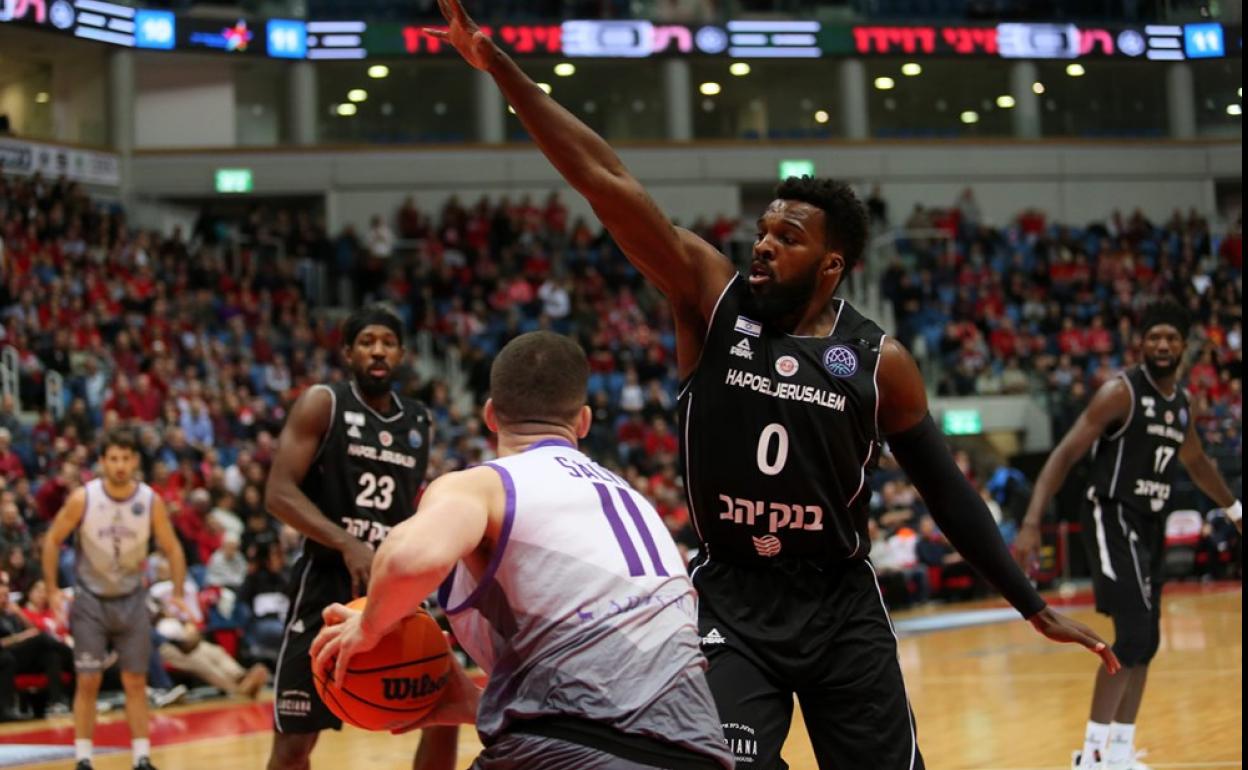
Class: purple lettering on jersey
554,457,582,479
593,483,644,577
615,488,669,577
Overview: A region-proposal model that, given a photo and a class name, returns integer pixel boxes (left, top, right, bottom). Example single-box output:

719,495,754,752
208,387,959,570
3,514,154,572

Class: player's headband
344,307,404,347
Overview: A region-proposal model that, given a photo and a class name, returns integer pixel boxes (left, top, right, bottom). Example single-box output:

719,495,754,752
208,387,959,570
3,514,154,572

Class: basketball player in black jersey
430,3,1117,767
1016,301,1241,770
264,306,458,770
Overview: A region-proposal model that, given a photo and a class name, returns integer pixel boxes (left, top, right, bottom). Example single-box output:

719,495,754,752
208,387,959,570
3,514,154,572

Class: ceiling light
336,103,357,116
996,95,1016,108
1228,104,1243,116
901,62,921,76
699,82,721,96
1032,81,1045,94
367,65,389,79
537,82,552,94
35,92,49,103
874,76,895,90
1066,63,1086,77
960,110,979,124
347,89,367,103
729,62,751,76
814,110,829,124
554,62,575,77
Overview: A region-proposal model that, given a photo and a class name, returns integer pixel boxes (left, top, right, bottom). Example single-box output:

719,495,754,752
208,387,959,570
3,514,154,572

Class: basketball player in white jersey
41,428,190,770
313,331,732,770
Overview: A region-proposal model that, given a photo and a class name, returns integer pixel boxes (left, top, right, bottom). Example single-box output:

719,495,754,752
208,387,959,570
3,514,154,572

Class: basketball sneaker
1071,749,1103,769
133,759,159,770
1104,750,1151,770
74,761,93,770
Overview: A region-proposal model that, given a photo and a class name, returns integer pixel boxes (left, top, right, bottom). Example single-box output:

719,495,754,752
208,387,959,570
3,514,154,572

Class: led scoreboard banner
0,2,1239,62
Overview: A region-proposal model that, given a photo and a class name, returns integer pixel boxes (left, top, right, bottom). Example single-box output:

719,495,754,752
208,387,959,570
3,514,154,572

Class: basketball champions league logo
822,346,859,378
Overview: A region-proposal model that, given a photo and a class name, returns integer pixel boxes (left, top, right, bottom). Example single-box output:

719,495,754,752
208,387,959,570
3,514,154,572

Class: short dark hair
490,332,589,426
1139,300,1191,339
775,176,869,272
343,305,403,347
102,427,139,454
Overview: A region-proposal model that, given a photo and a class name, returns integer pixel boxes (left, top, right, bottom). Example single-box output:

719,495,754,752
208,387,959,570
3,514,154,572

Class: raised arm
1177,399,1241,531
264,386,375,594
42,487,85,612
427,0,734,326
1015,377,1133,565
877,339,1118,671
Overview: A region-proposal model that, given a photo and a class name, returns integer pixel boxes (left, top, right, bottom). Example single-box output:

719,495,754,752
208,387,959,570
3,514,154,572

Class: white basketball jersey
439,439,728,763
76,479,154,597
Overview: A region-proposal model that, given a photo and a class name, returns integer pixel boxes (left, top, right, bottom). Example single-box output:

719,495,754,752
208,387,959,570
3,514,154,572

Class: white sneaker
1104,750,1150,770
149,684,188,709
1072,750,1103,769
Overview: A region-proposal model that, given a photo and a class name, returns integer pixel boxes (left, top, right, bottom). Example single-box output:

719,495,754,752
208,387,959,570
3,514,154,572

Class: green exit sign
943,409,983,435
778,159,815,180
215,168,253,194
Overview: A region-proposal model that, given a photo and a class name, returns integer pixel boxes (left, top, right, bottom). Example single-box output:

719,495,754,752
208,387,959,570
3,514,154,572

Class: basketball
312,597,452,731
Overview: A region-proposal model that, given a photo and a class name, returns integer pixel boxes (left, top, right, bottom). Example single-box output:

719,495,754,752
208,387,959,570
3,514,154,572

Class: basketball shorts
69,588,151,674
692,556,924,770
1081,498,1166,666
273,555,353,733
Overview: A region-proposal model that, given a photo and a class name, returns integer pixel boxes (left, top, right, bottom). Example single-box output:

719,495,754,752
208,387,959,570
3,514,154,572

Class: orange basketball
312,597,452,731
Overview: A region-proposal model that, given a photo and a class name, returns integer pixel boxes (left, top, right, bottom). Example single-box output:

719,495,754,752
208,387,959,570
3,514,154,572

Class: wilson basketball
312,597,452,731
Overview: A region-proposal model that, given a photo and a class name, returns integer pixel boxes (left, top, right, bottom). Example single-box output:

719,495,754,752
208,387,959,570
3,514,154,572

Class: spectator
0,570,74,718
205,533,247,590
0,429,24,480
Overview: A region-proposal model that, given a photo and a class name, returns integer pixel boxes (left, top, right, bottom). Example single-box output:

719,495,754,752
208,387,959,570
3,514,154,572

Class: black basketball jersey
299,380,431,564
1088,366,1190,517
677,274,886,564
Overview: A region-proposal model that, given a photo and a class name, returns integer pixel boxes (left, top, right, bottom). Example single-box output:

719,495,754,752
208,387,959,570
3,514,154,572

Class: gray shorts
69,588,151,674
471,734,667,770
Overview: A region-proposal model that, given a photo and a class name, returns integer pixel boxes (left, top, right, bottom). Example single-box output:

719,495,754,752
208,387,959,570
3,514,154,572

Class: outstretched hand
425,0,495,71
1029,606,1121,674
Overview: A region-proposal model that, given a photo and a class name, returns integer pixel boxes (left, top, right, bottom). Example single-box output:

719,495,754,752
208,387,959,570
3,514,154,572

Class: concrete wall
135,56,235,150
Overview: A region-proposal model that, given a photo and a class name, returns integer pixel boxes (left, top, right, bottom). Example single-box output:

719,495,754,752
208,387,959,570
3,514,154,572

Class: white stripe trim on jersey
865,561,918,770
272,559,313,733
1105,372,1135,442
1092,500,1117,581
1141,367,1178,402
872,334,885,442
1107,439,1126,500
678,274,738,402
310,384,337,463
1118,503,1151,611
785,297,846,339
348,381,405,422
682,393,705,544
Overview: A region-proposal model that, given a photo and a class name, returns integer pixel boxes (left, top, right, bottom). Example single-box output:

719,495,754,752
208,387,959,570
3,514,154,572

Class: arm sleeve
886,414,1047,618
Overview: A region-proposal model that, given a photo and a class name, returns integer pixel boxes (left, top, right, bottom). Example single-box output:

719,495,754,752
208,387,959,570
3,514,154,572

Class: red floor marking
0,703,273,748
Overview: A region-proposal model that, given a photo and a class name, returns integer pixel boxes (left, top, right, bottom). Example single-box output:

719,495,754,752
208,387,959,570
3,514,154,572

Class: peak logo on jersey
701,628,726,646
382,673,449,701
822,345,858,378
344,411,365,426
734,316,762,338
730,338,754,360
379,430,393,447
408,429,424,449
752,534,782,557
1141,396,1156,418
775,355,799,377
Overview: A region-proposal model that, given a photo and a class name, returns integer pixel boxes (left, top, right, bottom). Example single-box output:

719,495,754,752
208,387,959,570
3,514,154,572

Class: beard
1144,355,1179,380
354,370,394,398
742,265,820,326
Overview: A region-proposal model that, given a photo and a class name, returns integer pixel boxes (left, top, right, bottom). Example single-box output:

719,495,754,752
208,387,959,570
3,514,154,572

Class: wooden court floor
3,585,1240,770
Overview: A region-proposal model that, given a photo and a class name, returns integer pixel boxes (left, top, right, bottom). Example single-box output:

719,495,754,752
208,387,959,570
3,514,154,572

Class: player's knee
269,732,317,769
75,672,103,694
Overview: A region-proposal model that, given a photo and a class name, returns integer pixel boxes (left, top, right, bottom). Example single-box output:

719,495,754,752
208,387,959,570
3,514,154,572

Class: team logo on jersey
408,429,424,449
822,345,858,378
734,316,762,338
775,356,799,377
345,410,365,439
131,502,144,516
379,430,393,447
276,689,312,717
1164,410,1173,425
730,338,754,360
752,534,782,557
1179,408,1188,427
1141,396,1156,418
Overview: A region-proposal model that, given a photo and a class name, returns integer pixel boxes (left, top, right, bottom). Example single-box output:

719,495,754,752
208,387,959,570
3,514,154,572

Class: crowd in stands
0,170,1240,718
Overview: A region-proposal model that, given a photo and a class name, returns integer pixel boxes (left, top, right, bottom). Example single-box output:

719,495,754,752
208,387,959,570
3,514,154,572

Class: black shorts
273,555,353,734
1081,498,1166,666
692,556,923,770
